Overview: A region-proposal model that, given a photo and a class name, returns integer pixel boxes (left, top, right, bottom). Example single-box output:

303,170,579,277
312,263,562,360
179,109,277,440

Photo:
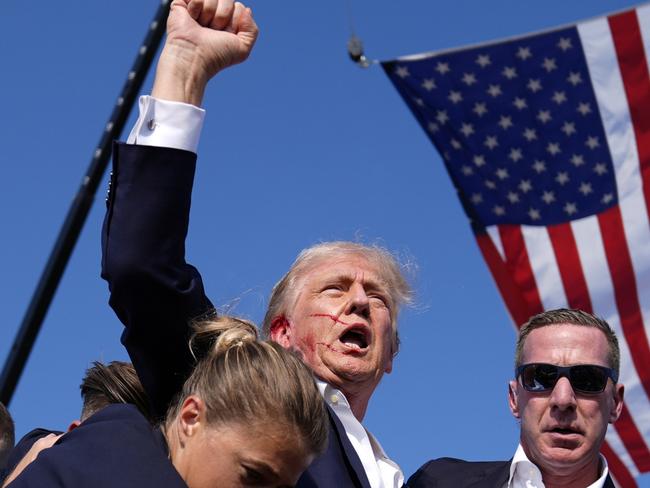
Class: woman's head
165,316,328,487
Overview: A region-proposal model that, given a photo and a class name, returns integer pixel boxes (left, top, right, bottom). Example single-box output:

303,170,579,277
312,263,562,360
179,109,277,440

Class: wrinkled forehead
295,252,392,291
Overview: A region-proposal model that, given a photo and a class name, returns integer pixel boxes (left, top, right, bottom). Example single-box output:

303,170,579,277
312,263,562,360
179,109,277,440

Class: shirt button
147,118,157,131
330,395,339,405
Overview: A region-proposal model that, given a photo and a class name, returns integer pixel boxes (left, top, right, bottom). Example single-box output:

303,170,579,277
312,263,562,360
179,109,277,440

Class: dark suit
101,142,372,488
2,428,62,484
406,457,615,488
5,405,185,488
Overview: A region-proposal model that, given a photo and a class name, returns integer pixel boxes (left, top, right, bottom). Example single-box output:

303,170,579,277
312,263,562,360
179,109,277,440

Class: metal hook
347,35,370,68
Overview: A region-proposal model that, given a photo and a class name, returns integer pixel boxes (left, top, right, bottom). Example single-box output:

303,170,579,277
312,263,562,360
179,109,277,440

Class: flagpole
0,0,171,406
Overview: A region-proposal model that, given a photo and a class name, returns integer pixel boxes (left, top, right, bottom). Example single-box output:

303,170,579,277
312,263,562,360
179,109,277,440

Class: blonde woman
6,317,328,487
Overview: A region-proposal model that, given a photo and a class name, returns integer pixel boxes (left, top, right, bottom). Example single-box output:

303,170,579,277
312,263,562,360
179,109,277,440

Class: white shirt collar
507,444,609,488
315,380,403,488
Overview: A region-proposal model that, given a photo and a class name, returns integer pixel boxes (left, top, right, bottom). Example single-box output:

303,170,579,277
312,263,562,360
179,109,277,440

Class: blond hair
167,316,328,456
262,241,413,354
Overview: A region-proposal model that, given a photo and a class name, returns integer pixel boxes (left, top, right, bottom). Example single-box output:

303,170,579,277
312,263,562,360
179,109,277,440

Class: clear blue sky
1,1,648,485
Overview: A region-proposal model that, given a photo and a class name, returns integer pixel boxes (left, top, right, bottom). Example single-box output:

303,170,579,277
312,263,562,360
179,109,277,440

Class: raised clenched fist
152,0,259,106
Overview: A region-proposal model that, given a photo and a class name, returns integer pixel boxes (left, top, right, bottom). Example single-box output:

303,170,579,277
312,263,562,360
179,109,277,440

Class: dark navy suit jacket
5,405,186,488
406,457,615,488
101,142,372,488
2,428,63,484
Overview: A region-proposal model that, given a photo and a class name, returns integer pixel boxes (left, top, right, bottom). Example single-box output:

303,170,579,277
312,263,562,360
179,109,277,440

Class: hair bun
190,316,259,361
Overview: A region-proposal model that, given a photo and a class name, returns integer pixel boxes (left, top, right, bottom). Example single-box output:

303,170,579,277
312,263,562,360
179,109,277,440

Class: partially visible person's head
0,402,15,468
508,309,624,483
165,316,328,488
263,242,412,413
76,361,152,427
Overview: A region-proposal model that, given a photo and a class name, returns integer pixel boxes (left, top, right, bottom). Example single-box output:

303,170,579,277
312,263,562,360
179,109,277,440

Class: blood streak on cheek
297,331,318,353
309,313,351,326
316,342,345,354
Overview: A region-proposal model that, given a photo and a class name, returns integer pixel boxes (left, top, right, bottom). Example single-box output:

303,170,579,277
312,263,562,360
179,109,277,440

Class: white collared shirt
317,381,404,488
505,444,609,488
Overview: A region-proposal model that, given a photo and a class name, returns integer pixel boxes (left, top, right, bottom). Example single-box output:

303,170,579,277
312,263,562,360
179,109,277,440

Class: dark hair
0,402,15,467
515,308,620,375
80,361,153,422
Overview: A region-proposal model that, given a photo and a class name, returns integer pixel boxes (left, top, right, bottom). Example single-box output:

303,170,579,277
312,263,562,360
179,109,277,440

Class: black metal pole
0,0,171,405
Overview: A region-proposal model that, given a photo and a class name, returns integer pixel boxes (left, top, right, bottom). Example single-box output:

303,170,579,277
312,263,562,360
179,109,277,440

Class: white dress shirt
505,444,610,488
127,96,205,152
317,381,404,488
127,95,404,488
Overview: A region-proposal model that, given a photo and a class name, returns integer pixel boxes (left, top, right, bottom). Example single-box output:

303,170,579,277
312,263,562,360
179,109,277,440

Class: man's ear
609,383,625,424
67,420,81,432
269,316,292,348
384,357,393,375
178,395,206,439
508,380,521,419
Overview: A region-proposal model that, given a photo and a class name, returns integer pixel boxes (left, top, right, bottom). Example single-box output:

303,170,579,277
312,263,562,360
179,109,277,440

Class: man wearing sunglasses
407,309,624,488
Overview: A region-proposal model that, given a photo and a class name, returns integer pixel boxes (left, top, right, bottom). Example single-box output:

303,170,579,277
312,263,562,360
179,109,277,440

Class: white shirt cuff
127,95,205,153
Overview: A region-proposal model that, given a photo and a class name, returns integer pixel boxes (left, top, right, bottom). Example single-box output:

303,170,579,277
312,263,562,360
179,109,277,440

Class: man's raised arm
101,0,258,419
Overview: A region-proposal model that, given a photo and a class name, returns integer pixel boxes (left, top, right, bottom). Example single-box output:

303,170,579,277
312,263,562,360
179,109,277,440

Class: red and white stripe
476,6,650,486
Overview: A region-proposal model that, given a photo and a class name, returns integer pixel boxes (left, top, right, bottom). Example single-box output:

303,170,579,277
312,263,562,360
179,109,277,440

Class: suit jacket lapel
602,474,615,488
327,406,372,488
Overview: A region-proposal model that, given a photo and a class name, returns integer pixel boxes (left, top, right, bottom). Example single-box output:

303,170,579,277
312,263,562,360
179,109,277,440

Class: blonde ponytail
169,315,328,457
189,316,257,361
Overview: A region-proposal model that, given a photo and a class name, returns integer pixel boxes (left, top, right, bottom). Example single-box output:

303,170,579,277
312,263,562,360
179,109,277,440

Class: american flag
383,5,650,487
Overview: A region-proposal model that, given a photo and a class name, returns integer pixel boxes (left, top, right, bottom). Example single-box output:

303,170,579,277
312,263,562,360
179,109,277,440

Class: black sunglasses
516,363,618,394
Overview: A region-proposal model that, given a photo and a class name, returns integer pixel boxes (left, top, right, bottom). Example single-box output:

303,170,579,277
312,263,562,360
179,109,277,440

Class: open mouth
339,327,370,351
549,427,581,436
